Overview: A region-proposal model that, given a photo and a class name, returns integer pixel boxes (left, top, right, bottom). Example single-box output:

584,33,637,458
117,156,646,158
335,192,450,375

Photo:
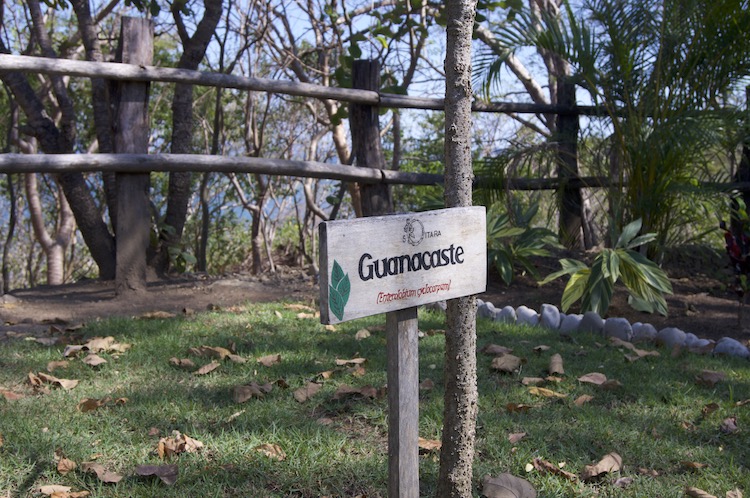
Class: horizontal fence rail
0,153,445,185
0,54,601,115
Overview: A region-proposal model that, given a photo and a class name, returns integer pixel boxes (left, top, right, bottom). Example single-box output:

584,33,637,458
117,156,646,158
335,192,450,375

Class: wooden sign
319,207,486,324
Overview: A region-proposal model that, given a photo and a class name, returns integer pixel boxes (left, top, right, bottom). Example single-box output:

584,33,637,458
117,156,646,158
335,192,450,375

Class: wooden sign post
319,207,486,497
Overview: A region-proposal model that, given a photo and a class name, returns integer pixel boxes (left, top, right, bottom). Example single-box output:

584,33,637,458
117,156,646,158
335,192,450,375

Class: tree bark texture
153,0,223,273
25,174,75,285
556,77,583,249
350,59,393,216
114,17,153,295
438,0,479,497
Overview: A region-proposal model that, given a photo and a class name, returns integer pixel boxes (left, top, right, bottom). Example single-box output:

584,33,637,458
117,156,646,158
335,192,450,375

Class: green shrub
540,219,673,316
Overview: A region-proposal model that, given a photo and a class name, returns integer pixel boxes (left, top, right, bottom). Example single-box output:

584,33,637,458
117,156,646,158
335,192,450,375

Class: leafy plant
487,198,561,285
540,219,673,316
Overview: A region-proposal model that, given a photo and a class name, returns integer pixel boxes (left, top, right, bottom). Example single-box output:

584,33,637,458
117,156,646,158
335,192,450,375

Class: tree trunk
350,60,393,217
114,17,153,295
438,0,479,496
152,0,223,273
251,174,270,274
556,77,583,249
25,173,76,285
2,174,16,293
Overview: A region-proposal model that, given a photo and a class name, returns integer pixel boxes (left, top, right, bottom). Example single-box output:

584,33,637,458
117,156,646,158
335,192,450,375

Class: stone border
425,300,750,360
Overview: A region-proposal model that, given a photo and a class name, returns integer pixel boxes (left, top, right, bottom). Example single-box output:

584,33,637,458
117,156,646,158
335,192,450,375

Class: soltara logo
403,218,425,246
328,260,351,321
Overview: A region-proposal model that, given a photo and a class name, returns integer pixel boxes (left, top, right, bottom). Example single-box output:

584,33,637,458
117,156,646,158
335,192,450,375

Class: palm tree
477,0,750,256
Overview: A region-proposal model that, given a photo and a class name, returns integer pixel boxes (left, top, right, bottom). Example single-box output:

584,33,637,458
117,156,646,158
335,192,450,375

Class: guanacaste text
358,244,465,281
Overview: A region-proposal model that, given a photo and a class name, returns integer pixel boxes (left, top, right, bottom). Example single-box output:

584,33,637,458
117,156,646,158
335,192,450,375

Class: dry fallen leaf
227,354,246,363
534,344,551,353
157,432,204,460
614,476,634,488
548,353,564,375
38,485,72,496
135,464,179,485
506,403,533,413
699,402,720,418
257,354,282,367
0,388,25,401
577,372,607,385
720,416,739,434
418,437,442,453
521,377,545,386
77,397,111,412
333,384,377,400
574,394,594,407
600,379,623,390
696,370,727,387
508,432,527,444
169,357,196,369
37,372,79,390
354,329,371,340
190,346,231,360
139,310,176,319
57,457,77,475
685,487,718,498
297,312,319,319
481,344,513,355
638,467,660,477
47,360,70,372
527,386,566,398
481,473,537,498
194,361,220,375
335,357,367,366
419,379,435,391
82,354,107,367
233,382,271,403
581,452,622,481
532,457,577,482
293,382,322,403
255,443,286,461
491,354,522,373
726,489,743,498
736,399,750,407
81,462,123,483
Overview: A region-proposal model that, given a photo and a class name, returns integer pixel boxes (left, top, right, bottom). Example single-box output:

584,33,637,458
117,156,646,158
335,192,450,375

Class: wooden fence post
556,77,582,250
350,60,393,216
114,17,153,295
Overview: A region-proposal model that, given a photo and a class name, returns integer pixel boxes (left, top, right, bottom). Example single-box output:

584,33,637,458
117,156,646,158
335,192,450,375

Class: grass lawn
1,300,748,497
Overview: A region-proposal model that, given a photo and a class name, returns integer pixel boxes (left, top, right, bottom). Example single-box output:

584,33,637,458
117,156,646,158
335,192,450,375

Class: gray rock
631,322,657,343
424,300,447,313
559,314,583,336
516,305,539,327
0,294,20,304
495,306,517,324
656,327,686,348
713,337,750,359
539,304,561,330
683,332,701,348
477,301,496,319
689,338,714,350
604,317,632,341
579,311,604,335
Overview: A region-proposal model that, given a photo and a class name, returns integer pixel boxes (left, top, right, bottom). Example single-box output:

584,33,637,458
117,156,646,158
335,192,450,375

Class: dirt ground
1,256,750,346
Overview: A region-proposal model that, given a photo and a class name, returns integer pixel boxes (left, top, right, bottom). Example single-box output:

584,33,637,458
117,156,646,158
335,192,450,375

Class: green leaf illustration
329,260,351,321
